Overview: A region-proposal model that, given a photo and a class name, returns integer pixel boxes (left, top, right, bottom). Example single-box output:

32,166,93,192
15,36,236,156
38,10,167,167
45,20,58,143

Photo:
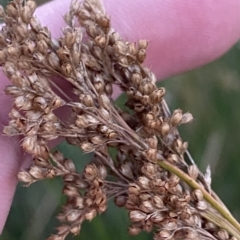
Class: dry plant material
0,0,240,239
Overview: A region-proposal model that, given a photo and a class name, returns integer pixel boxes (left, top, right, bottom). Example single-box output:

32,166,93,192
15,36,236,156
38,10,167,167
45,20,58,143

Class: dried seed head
7,46,21,58
145,148,157,162
48,52,60,69
131,73,142,86
6,2,18,18
80,142,95,152
153,195,164,209
18,171,34,183
192,189,203,201
85,208,97,221
129,210,146,222
196,200,207,210
171,109,183,126
66,210,81,222
63,159,76,172
37,40,48,55
96,15,110,29
29,165,44,179
161,122,170,136
137,49,146,63
61,62,72,76
65,31,77,49
129,183,141,195
70,224,81,236
151,88,165,103
188,165,199,180
63,184,79,197
91,135,103,145
128,226,141,236
75,115,89,128
30,17,42,32
138,176,150,189
138,39,148,49
21,6,33,23
94,35,107,48
26,0,37,14
181,112,194,124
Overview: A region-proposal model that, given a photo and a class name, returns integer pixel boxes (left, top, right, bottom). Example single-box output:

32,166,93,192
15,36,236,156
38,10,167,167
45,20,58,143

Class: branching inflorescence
0,0,240,239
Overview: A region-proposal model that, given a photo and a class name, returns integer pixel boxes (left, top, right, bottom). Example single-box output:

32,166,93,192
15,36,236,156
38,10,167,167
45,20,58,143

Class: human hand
1,0,240,233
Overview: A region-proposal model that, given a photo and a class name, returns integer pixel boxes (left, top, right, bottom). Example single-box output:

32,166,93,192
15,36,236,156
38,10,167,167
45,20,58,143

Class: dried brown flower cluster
1,0,240,239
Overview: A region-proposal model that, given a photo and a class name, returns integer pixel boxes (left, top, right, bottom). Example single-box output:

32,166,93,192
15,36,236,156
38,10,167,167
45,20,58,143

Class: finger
0,75,27,233
35,0,240,79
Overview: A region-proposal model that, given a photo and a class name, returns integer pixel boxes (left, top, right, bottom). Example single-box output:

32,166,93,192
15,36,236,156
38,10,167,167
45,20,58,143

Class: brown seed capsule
131,73,142,86
7,46,21,58
192,189,203,201
70,224,81,236
181,112,194,124
6,2,18,18
127,42,137,56
75,115,88,128
113,40,128,55
26,0,37,14
30,17,42,32
91,135,103,145
48,52,60,69
129,210,146,222
118,55,128,66
66,210,81,222
29,166,44,179
37,40,48,55
18,171,34,183
146,148,157,162
86,24,100,38
16,22,29,39
196,200,207,210
99,107,110,121
65,31,77,49
94,81,104,94
137,48,146,63
63,184,79,198
85,209,97,221
96,15,110,29
138,176,150,189
21,6,32,23
94,35,107,48
161,122,170,136
171,109,183,126
188,165,199,180
138,39,148,49
128,226,141,236
80,142,95,152
129,183,141,195
150,88,165,103
61,62,72,76
63,159,76,172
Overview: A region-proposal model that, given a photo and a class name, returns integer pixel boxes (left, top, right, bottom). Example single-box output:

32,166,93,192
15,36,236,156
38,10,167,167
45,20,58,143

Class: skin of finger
0,75,28,233
1,0,240,233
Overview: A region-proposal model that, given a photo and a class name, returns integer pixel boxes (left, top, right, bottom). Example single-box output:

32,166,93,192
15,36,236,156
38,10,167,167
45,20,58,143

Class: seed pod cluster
0,0,235,240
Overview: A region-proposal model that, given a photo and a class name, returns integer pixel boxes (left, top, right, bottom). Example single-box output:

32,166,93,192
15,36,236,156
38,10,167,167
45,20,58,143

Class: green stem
157,159,240,238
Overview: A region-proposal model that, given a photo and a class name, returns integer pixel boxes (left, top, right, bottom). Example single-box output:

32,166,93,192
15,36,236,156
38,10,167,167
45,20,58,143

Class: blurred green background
1,0,240,239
